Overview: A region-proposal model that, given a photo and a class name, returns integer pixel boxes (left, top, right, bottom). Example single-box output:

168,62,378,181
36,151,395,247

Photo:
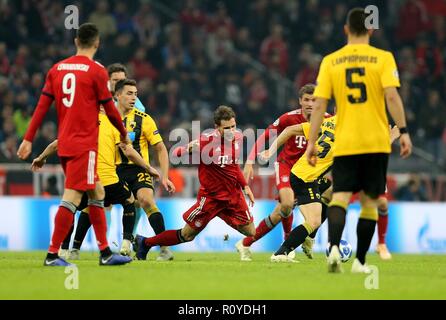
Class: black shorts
332,153,389,199
290,173,332,206
76,181,132,210
117,164,154,196
104,181,132,207
78,193,89,211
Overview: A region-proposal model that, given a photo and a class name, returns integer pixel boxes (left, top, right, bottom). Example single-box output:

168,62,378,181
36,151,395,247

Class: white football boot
120,239,133,256
235,239,252,261
58,248,69,260
302,237,315,259
351,258,372,274
270,251,298,263
157,246,174,261
68,248,80,260
327,245,343,273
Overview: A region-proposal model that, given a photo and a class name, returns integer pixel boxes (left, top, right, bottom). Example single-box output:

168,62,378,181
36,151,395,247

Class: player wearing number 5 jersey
260,118,400,262
307,8,412,273
260,116,337,262
17,23,132,267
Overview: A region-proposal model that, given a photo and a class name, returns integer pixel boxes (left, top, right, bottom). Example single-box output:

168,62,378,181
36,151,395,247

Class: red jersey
247,109,307,168
248,109,331,168
24,55,126,157
197,130,247,200
268,109,308,167
174,130,247,201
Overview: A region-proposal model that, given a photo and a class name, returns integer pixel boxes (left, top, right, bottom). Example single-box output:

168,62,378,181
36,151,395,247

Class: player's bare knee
241,224,256,237
270,212,283,224
62,189,84,207
280,202,293,217
88,187,105,201
181,227,197,242
139,198,149,209
138,197,152,210
308,216,321,230
377,197,388,212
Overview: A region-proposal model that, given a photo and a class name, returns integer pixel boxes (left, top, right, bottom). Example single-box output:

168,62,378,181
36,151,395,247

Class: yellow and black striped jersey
292,116,337,182
116,108,162,166
314,44,400,156
97,113,120,186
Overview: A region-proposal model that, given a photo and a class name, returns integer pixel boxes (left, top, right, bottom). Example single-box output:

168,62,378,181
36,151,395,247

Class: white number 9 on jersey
62,73,76,107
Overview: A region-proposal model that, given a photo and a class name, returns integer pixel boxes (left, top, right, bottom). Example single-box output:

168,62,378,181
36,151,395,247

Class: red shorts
183,191,253,231
60,150,98,191
274,161,292,191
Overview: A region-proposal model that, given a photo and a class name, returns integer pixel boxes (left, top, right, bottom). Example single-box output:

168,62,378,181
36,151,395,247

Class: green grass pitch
1,251,445,300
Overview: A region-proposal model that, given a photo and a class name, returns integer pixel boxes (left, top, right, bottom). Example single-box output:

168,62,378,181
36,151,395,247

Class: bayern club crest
281,176,289,183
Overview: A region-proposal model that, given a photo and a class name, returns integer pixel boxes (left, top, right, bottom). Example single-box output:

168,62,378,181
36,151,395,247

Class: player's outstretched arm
153,141,176,194
172,139,199,157
31,139,58,172
243,185,255,207
236,164,255,206
102,98,128,142
18,93,54,160
259,124,304,162
244,129,270,181
119,143,160,179
307,97,328,166
243,162,255,182
384,87,412,158
187,139,200,153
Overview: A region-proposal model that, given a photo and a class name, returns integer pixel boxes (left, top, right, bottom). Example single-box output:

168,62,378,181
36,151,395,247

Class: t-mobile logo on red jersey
295,136,307,148
218,155,231,167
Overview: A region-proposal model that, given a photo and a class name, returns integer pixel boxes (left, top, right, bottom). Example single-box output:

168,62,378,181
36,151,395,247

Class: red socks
242,218,274,247
89,204,109,251
377,214,388,244
48,206,74,254
281,214,293,240
144,230,182,247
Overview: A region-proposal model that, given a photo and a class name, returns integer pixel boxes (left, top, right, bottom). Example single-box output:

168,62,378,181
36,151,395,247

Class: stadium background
0,0,445,254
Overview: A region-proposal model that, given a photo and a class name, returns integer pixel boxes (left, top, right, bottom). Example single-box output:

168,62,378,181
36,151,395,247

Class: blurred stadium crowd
0,0,445,174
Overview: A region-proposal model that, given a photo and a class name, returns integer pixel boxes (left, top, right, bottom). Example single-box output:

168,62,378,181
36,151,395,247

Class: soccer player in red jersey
350,192,392,260
17,23,132,266
349,192,392,260
376,193,392,259
237,84,330,261
134,106,256,260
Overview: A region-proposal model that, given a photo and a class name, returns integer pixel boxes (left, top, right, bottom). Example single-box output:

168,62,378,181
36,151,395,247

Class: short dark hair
214,105,236,125
76,23,99,48
298,83,315,98
107,63,128,77
115,79,137,93
346,7,368,36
